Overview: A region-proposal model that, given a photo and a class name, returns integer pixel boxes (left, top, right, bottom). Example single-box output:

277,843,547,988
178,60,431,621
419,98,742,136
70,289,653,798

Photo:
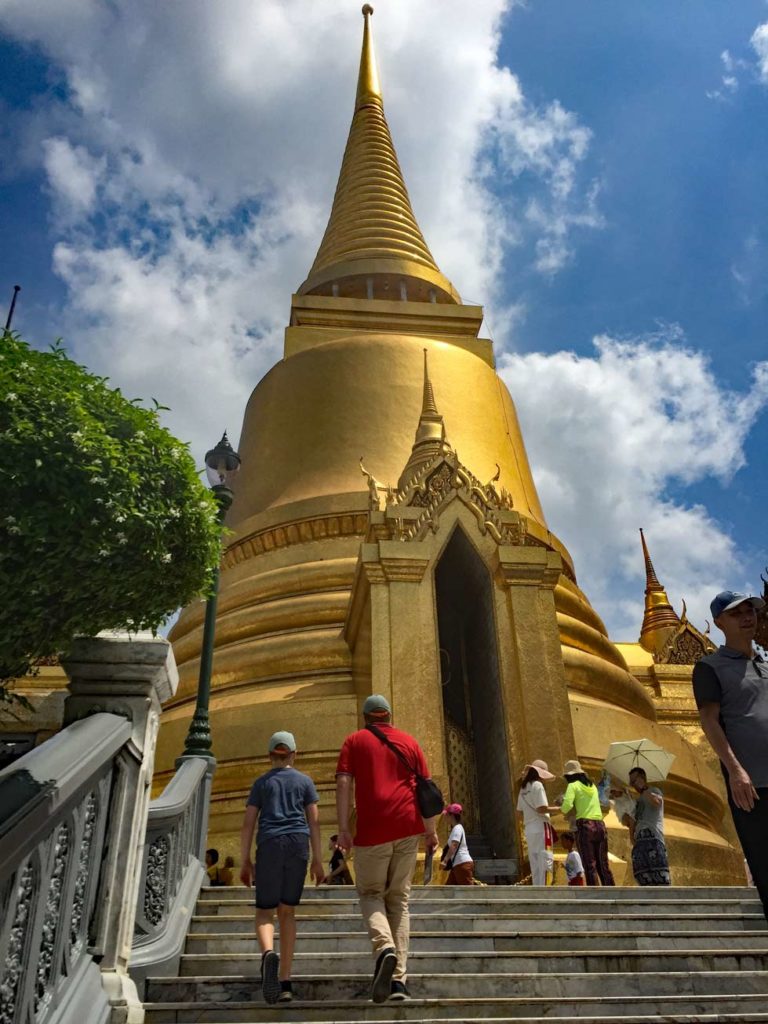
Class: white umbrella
603,739,675,785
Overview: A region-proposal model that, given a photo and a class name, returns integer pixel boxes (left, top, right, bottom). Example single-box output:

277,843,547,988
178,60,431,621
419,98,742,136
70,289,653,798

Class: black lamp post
182,432,241,757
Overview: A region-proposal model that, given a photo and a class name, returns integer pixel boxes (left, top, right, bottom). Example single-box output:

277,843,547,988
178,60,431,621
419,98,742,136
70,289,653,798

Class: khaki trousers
353,834,420,982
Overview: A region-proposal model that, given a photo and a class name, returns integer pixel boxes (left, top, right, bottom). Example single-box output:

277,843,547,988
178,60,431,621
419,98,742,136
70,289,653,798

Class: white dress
517,780,553,885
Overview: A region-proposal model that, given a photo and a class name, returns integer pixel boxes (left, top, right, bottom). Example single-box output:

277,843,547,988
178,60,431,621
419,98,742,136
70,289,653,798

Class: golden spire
638,528,681,654
420,347,439,417
397,350,449,489
356,4,382,109
297,6,459,304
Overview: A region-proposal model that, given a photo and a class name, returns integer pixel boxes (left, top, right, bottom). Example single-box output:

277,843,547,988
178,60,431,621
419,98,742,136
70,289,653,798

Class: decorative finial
356,1,382,111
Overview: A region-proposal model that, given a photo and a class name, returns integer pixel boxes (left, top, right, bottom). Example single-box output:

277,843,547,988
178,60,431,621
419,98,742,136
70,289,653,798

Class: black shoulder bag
366,724,444,818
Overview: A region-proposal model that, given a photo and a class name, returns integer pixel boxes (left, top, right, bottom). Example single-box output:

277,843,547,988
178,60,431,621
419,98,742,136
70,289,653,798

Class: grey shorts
255,833,309,909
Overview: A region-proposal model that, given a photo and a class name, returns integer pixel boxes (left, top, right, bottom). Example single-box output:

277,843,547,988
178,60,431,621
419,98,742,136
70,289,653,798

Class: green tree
0,332,223,684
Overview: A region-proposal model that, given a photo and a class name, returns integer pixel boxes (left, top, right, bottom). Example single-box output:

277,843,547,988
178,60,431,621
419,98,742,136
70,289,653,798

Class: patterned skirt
632,827,671,886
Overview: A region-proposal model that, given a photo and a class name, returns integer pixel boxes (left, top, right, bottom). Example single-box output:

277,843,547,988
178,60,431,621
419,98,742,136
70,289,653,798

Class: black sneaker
277,980,293,1003
261,950,280,1004
389,980,411,1001
371,947,397,1003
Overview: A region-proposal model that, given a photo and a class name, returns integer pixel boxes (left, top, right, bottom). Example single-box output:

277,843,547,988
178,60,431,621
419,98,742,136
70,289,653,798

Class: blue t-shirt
247,767,319,844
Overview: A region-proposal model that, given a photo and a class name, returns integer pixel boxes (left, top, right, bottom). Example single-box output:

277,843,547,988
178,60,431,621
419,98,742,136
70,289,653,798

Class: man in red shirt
336,694,439,1003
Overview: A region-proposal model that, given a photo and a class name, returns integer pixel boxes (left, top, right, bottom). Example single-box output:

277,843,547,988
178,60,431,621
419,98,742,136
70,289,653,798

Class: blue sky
0,0,766,639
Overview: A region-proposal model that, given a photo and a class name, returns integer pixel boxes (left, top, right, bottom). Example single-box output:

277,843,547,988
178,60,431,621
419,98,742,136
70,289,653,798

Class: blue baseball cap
362,694,391,716
268,730,296,753
710,591,765,619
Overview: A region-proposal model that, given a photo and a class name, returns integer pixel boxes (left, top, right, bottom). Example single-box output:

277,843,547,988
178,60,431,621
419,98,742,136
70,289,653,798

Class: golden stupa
155,7,742,883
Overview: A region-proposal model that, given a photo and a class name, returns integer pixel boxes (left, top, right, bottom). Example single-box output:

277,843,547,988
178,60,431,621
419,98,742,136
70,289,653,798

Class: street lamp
182,432,241,757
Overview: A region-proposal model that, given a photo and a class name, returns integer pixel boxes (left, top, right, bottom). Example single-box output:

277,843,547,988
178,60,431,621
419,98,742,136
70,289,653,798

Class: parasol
603,738,675,785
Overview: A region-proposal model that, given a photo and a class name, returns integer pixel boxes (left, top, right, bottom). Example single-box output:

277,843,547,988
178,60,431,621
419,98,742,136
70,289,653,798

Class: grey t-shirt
247,766,319,844
692,646,768,789
634,787,664,838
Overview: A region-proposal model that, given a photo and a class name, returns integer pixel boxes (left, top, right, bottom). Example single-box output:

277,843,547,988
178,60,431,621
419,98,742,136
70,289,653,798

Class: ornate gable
654,604,716,665
362,448,520,544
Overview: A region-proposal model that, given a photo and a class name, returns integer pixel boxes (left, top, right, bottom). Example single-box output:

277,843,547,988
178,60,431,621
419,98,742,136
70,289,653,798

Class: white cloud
42,138,104,219
751,22,768,82
731,231,768,306
707,47,749,100
499,333,768,638
709,24,768,99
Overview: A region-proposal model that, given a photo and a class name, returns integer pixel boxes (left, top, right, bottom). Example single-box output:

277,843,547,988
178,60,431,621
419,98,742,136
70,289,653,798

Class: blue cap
268,730,296,753
710,591,765,619
362,694,391,716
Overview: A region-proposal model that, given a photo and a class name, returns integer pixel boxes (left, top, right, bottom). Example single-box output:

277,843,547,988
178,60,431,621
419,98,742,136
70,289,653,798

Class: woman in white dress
516,759,559,885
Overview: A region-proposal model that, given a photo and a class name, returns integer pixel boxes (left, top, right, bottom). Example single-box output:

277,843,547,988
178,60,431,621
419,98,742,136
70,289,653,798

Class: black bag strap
366,724,423,779
446,825,465,868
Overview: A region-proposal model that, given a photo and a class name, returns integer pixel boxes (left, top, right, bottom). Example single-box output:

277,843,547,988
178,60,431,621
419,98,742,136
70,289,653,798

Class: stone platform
142,884,768,1022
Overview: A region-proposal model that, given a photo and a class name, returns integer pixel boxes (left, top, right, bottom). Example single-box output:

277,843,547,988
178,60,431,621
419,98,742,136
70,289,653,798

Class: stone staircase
143,884,768,1022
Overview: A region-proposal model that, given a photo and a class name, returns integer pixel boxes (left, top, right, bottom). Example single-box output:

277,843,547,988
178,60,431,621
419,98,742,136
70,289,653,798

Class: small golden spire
397,349,450,489
638,528,681,654
356,6,382,111
297,7,459,303
640,527,664,589
421,348,439,417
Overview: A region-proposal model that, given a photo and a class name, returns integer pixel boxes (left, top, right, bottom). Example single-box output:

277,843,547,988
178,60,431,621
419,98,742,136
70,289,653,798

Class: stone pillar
62,632,178,1024
493,546,577,776
361,540,445,780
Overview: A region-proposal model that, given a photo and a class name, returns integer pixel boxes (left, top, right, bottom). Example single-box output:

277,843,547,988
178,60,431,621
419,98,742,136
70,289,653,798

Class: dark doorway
435,527,517,867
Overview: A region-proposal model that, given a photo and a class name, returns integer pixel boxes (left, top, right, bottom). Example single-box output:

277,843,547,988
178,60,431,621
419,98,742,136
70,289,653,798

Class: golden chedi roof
638,528,681,654
297,6,459,304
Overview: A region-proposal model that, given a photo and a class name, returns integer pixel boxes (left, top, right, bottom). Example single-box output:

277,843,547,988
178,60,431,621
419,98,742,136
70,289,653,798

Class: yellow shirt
561,780,603,821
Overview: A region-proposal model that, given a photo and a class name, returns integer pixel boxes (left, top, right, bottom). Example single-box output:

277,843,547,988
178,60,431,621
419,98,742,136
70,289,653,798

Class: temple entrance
435,527,517,864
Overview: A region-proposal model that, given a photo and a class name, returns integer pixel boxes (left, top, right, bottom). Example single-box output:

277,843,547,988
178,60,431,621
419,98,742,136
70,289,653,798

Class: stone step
143,988,768,1022
196,885,757,902
147,956,768,1003
195,896,763,918
188,913,768,937
189,911,766,935
180,930,768,963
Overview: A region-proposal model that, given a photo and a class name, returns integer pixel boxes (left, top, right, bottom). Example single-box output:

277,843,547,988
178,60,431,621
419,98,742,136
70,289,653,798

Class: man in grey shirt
692,590,768,920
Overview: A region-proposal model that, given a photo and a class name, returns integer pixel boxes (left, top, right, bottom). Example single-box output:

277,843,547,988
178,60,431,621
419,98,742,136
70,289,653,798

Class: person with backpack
335,694,439,1003
440,803,474,884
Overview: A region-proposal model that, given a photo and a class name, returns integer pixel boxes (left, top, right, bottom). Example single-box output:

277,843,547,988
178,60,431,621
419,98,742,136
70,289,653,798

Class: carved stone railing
0,632,181,1024
129,755,214,988
0,713,132,1024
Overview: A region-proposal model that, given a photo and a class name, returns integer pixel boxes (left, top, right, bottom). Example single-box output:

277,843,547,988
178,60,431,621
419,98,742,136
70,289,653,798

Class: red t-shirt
336,725,429,846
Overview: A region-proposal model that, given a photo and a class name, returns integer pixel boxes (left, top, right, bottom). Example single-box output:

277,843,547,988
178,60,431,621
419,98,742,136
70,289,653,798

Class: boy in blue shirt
239,731,324,1003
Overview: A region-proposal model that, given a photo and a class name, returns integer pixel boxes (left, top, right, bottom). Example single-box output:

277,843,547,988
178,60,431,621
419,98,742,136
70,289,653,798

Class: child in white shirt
561,830,585,886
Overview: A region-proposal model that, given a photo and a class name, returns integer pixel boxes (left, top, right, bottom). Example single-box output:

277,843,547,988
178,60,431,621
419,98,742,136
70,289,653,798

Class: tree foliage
0,332,223,681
